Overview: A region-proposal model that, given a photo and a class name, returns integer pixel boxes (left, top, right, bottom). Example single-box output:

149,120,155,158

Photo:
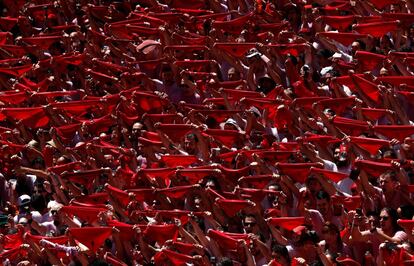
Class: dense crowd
0,0,414,265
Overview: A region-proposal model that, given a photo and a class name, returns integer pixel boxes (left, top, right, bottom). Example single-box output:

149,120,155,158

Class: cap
47,200,63,211
17,194,31,206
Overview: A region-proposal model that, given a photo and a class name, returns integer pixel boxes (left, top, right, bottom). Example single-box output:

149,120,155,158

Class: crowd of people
1,0,414,265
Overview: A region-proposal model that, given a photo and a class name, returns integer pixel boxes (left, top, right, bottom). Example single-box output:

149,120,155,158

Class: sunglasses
380,216,389,221
244,222,256,227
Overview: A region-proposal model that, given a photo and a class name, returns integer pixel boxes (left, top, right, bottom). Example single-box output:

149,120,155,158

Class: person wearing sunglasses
350,207,408,263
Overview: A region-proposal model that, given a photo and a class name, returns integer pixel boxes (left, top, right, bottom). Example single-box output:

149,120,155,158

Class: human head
380,207,400,234
316,190,331,217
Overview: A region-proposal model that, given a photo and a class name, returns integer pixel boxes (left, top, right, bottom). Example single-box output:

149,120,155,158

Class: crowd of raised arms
1,0,414,265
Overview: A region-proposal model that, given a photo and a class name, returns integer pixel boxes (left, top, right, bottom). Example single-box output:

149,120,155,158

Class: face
379,175,395,193
162,70,174,85
351,42,360,56
380,210,392,231
306,178,322,194
243,216,258,234
316,198,330,216
228,68,240,81
322,226,337,244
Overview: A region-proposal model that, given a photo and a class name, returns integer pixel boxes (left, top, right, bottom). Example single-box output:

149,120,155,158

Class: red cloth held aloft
69,227,112,252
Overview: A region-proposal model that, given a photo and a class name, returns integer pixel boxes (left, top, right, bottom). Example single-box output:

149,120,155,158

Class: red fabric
317,97,355,116
369,0,399,9
238,175,274,189
198,110,241,122
237,188,281,202
354,160,392,177
310,168,349,183
161,155,198,167
133,91,169,112
157,185,193,199
141,167,175,187
127,188,156,202
253,151,296,163
21,36,62,49
377,76,414,86
174,60,213,71
144,224,178,244
0,64,32,76
216,199,251,217
26,233,68,246
214,42,256,57
207,229,243,250
398,220,414,231
268,217,305,230
354,51,386,71
353,21,398,37
333,116,369,136
205,129,243,146
212,13,253,34
173,33,207,45
373,125,414,141
104,252,128,266
320,15,355,31
51,100,103,117
62,169,102,187
318,32,368,46
177,168,217,184
2,107,49,128
360,108,388,121
382,13,414,27
154,249,194,266
267,43,307,57
293,97,329,109
156,123,192,142
0,17,18,31
69,227,112,252
3,231,23,249
350,136,390,155
105,184,130,207
350,74,380,103
333,195,362,211
277,163,322,183
60,206,107,224
0,92,28,105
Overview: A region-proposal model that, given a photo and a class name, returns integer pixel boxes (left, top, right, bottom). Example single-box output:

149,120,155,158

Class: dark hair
398,205,414,219
217,257,233,266
382,207,402,234
31,194,47,211
322,222,343,250
297,230,319,246
380,170,399,182
271,244,291,264
316,190,330,201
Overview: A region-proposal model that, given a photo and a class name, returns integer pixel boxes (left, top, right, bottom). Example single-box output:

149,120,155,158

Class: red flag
354,51,386,71
60,206,107,224
354,160,392,177
105,184,129,206
212,13,253,34
0,17,18,31
21,36,62,49
216,199,251,217
208,229,247,250
333,116,370,136
157,185,194,199
360,108,388,121
156,123,192,142
350,136,390,155
0,64,32,76
238,175,274,189
350,74,380,103
373,125,414,141
26,233,68,246
317,97,356,116
205,129,244,147
144,224,178,244
104,252,128,266
268,217,305,230
69,227,112,252
277,163,322,183
154,249,194,266
213,42,256,57
377,76,414,87
353,21,398,37
267,43,307,57
310,168,349,183
161,155,198,167
320,15,355,31
369,0,399,9
2,107,49,128
332,195,361,211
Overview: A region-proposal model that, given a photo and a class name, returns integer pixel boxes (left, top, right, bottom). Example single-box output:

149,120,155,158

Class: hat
17,194,31,206
47,200,63,211
245,48,261,59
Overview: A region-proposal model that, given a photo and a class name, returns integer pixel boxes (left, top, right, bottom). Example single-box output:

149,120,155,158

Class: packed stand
1,0,414,265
